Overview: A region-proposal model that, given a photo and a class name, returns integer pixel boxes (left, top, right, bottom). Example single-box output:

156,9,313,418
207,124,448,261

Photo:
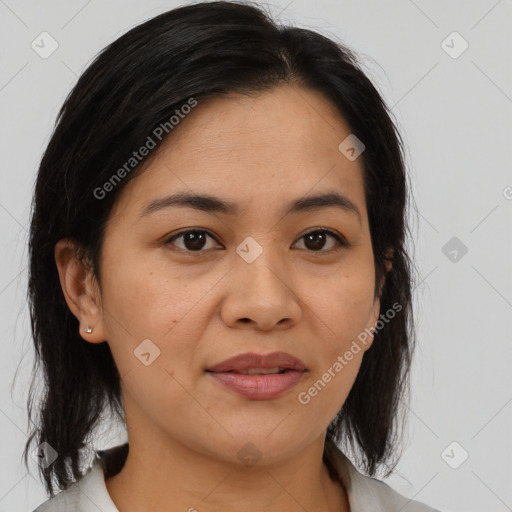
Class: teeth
236,367,282,375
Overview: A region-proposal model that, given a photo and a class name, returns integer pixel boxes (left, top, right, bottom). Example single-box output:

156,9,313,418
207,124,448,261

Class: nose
220,251,302,331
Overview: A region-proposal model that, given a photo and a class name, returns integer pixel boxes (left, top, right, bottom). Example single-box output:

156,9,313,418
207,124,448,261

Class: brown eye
294,229,346,252
165,228,346,254
166,230,219,252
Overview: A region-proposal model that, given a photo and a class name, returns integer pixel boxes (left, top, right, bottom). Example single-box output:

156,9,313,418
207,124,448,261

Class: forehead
110,84,367,222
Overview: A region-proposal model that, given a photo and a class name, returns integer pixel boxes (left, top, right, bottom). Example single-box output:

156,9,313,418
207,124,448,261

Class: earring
84,325,93,334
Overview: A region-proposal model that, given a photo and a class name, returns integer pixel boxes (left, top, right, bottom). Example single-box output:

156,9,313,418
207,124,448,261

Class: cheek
298,263,375,406
304,266,376,341
99,255,221,377
101,249,205,333
294,280,370,422
296,273,372,420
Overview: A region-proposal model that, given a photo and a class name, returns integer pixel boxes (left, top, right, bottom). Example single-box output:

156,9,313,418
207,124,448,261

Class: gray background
1,0,511,511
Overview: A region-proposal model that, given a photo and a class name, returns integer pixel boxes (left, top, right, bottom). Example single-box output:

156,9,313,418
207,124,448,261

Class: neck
105,432,349,512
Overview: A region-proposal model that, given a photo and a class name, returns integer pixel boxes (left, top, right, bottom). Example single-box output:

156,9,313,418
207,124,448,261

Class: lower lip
207,370,306,400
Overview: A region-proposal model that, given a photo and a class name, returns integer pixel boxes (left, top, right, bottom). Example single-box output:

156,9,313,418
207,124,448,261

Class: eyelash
164,228,348,254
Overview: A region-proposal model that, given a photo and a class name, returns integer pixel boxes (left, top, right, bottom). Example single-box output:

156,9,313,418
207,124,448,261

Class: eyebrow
139,191,362,225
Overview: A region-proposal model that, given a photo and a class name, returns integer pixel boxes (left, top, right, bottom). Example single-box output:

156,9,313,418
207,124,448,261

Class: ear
54,238,107,343
378,246,394,298
384,247,394,273
364,247,395,351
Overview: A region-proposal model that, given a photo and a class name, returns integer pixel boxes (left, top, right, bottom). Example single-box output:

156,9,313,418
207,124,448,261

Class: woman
27,1,440,510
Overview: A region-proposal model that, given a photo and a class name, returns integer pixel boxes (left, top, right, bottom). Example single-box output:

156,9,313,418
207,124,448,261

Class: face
70,84,383,465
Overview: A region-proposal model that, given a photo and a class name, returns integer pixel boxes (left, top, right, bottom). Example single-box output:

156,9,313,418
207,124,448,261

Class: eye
165,229,221,252
293,229,347,252
164,228,347,254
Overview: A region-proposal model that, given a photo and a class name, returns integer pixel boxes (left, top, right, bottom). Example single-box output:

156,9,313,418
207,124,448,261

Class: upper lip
206,351,307,373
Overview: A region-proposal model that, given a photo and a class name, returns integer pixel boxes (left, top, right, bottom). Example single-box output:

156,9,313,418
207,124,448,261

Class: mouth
205,351,307,400
208,367,293,375
206,369,307,400
205,351,307,374
205,352,307,400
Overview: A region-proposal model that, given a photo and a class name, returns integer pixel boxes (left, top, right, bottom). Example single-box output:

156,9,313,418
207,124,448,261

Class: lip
205,351,307,400
207,371,306,400
206,351,307,373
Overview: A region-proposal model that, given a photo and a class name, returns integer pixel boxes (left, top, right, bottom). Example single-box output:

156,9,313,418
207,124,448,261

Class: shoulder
32,447,123,512
32,467,95,512
324,439,442,512
33,482,85,511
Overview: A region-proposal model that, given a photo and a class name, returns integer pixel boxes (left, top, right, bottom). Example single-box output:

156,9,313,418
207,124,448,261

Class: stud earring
84,325,93,334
